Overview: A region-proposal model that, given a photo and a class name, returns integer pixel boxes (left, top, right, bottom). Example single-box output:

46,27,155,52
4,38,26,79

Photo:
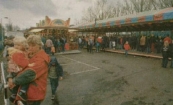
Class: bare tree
150,0,158,10
120,0,134,16
95,0,107,20
129,0,149,13
81,7,94,22
111,3,121,17
157,0,173,8
5,23,13,31
13,25,20,31
79,0,173,25
81,0,109,22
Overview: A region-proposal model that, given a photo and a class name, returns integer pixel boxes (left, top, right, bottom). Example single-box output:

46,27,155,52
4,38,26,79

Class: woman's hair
27,35,42,46
13,36,28,48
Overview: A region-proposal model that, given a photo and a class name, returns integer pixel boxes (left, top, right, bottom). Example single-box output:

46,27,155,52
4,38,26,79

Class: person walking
150,34,156,53
88,36,94,53
155,36,163,53
161,41,169,68
85,36,89,52
95,40,100,52
60,37,65,52
168,40,173,68
78,37,82,50
48,55,63,101
45,37,53,54
55,38,61,53
140,35,146,52
146,35,151,53
124,41,131,57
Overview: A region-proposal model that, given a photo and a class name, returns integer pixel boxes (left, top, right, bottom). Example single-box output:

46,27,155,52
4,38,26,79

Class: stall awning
68,29,78,32
29,29,44,32
77,7,173,29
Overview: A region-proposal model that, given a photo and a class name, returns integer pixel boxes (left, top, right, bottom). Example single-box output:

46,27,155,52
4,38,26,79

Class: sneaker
51,95,55,100
17,91,27,101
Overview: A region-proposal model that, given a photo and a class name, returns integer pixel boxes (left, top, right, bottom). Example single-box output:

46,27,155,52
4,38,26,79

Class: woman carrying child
8,35,50,105
7,36,34,105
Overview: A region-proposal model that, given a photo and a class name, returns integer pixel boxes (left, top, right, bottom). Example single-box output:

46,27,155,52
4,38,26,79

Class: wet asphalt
42,49,173,105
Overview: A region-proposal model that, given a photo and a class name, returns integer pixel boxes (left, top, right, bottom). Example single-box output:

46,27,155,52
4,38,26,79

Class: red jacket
124,44,131,50
15,50,50,101
8,52,29,73
27,50,50,101
12,52,29,69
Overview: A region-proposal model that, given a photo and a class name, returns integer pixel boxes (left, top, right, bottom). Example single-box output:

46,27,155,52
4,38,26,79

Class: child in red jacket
124,41,131,57
7,36,34,105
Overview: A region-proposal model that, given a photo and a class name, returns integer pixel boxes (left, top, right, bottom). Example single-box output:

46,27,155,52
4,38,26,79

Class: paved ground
1,49,173,105
42,49,173,105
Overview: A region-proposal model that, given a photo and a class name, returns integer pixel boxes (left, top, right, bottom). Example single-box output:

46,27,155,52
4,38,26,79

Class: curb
105,49,163,59
54,50,81,55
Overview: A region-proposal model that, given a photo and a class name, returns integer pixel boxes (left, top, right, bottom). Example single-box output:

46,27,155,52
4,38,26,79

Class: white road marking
59,55,100,75
60,55,100,69
70,68,100,75
60,63,78,66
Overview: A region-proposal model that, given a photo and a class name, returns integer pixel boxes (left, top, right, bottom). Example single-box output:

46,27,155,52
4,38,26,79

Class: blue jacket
49,55,63,77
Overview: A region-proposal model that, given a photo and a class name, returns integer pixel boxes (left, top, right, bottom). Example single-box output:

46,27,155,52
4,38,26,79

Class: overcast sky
0,0,119,29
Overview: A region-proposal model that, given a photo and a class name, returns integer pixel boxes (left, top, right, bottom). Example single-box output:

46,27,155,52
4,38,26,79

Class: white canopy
68,29,78,32
29,29,44,32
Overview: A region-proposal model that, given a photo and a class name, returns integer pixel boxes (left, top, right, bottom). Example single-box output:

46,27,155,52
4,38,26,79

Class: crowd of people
41,35,67,55
2,35,63,105
77,34,173,68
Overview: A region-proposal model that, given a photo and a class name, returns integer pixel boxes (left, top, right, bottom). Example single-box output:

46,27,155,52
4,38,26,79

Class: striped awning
77,7,173,29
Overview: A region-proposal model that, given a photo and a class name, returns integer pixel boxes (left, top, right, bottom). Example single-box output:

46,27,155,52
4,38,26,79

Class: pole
1,18,3,47
2,21,3,47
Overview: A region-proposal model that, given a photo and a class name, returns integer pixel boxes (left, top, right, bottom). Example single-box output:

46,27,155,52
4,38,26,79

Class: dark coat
49,55,63,77
162,46,169,58
168,44,173,58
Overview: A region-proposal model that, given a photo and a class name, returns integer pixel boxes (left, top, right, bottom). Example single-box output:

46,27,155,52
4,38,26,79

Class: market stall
76,7,173,36
25,16,79,51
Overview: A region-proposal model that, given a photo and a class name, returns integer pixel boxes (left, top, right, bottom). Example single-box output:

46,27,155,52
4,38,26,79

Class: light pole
1,18,4,48
1,17,9,47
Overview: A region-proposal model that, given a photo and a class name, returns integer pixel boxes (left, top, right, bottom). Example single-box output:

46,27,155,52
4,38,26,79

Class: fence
0,61,10,105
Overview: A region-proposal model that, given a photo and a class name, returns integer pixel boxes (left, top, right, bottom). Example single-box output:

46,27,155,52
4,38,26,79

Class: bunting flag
64,18,70,27
45,16,51,26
